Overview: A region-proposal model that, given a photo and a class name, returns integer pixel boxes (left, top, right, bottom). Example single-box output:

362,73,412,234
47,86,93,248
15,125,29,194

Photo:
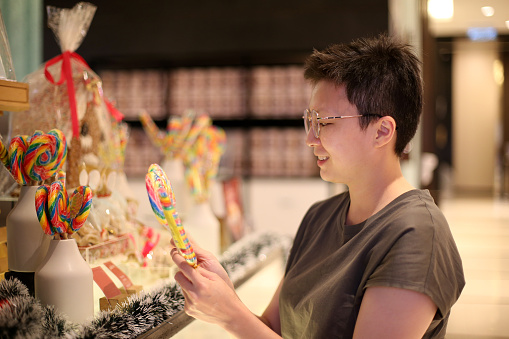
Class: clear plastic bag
12,2,120,189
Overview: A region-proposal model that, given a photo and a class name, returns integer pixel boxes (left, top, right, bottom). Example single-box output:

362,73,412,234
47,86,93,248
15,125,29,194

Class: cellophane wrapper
11,2,119,189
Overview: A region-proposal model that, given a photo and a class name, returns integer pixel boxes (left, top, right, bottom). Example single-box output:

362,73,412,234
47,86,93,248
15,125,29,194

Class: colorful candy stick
56,170,66,185
8,135,30,185
139,111,166,149
68,186,92,233
47,129,67,173
168,110,194,155
0,138,8,168
179,114,211,157
48,181,70,235
35,184,53,236
145,164,197,268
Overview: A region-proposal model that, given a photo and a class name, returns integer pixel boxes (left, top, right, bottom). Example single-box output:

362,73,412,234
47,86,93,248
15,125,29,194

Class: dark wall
43,0,389,68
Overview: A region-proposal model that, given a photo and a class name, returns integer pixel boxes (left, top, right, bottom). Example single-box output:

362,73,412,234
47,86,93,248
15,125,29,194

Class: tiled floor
174,195,509,338
442,196,509,338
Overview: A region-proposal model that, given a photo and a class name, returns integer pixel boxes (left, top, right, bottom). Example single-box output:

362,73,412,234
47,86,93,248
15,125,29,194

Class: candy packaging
11,2,122,189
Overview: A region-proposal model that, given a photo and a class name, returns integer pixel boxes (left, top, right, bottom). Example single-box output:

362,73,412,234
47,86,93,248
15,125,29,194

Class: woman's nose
305,129,319,147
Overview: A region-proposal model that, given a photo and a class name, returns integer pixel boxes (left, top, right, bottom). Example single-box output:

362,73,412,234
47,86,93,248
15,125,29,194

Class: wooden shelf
0,79,29,112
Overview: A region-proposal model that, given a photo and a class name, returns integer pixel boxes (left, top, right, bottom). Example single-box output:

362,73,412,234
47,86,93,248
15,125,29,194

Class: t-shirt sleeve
364,207,464,319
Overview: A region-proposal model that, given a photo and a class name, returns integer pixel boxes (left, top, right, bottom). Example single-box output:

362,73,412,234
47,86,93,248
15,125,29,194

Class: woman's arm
258,278,283,335
353,286,437,339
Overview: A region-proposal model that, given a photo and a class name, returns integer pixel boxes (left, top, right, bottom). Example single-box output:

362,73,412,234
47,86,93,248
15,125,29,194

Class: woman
171,34,465,338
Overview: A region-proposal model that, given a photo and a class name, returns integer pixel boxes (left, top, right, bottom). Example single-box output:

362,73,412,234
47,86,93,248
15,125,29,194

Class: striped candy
34,178,92,237
35,184,53,236
0,129,67,185
68,186,92,233
8,135,30,185
145,163,197,268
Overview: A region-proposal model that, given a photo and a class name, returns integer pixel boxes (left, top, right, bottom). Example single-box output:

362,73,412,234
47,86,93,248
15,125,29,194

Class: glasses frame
303,109,382,138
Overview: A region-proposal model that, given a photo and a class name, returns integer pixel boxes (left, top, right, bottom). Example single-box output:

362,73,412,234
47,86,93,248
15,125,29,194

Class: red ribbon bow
44,51,125,138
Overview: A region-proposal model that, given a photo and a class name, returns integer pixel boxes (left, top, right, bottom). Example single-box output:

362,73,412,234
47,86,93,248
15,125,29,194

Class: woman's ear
374,117,397,148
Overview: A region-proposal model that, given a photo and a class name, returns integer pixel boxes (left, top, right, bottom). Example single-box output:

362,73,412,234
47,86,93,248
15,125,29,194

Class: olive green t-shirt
280,190,465,338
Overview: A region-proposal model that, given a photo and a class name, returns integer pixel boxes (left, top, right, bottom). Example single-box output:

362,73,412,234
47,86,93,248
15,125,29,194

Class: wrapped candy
11,2,122,189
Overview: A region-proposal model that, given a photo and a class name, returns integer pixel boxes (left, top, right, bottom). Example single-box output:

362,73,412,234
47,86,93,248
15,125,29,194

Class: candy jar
35,238,93,324
6,185,51,293
185,200,221,256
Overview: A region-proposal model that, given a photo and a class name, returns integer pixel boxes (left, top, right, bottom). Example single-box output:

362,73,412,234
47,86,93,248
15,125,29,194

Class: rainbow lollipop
35,184,53,236
145,163,197,268
48,181,69,235
67,186,92,233
8,135,30,185
35,179,92,238
0,137,8,168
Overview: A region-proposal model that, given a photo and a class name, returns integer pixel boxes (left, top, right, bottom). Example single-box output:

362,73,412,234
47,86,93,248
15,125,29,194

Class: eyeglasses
303,109,382,138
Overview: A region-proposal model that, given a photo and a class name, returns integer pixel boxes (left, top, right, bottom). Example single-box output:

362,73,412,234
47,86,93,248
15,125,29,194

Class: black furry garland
0,232,291,338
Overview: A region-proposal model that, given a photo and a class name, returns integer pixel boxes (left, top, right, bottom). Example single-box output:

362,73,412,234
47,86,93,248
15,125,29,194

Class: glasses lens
304,109,311,134
311,110,319,138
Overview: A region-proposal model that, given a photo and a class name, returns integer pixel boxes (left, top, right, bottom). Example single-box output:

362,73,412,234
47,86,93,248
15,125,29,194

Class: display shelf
100,64,316,178
0,231,291,338
0,79,29,112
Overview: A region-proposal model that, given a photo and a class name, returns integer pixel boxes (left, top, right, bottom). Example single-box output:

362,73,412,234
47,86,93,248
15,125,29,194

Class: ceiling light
428,0,454,19
481,6,495,17
467,27,497,41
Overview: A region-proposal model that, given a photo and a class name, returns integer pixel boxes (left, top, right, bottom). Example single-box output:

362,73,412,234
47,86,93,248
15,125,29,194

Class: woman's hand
171,246,242,327
170,236,234,290
170,238,283,338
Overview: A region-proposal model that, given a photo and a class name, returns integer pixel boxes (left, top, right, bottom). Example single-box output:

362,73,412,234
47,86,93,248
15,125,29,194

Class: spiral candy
35,178,92,237
35,184,53,235
8,135,30,185
145,163,197,268
68,186,92,233
31,129,66,182
48,181,70,234
0,138,8,168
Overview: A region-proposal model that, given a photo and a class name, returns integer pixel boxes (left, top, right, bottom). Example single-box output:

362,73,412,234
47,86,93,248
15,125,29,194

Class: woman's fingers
171,247,200,281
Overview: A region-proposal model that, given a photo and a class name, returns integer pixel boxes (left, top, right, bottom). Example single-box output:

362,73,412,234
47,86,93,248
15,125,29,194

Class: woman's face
305,81,372,184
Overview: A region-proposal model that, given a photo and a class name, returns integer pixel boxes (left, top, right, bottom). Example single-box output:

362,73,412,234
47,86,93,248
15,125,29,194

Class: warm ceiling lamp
481,6,495,17
428,0,454,19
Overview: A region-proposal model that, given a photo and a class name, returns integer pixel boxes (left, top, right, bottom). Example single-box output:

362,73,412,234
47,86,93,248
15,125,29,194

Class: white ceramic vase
35,239,94,324
6,185,50,272
185,201,221,256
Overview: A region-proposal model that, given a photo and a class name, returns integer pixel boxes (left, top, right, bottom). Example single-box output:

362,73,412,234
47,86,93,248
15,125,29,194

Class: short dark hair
304,34,423,157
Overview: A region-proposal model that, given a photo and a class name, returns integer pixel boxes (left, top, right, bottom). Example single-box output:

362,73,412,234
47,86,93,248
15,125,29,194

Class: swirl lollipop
0,137,8,168
8,135,30,185
35,184,53,236
24,129,67,182
48,181,70,235
145,164,197,268
67,186,92,233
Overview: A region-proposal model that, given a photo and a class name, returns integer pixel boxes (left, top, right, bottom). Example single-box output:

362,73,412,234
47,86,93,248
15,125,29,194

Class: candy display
0,129,67,186
140,112,226,203
145,164,197,268
11,2,119,189
139,109,195,160
35,175,92,239
182,124,227,203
